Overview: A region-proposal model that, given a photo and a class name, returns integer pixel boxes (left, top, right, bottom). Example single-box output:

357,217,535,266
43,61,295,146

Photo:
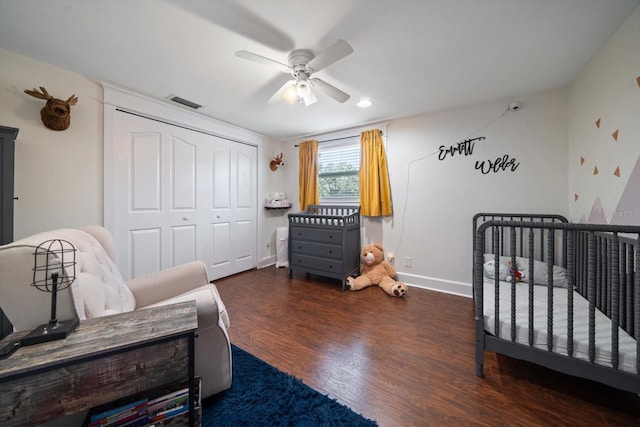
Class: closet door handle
13,197,19,200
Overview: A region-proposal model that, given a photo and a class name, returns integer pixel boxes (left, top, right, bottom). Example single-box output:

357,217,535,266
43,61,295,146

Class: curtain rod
295,130,382,147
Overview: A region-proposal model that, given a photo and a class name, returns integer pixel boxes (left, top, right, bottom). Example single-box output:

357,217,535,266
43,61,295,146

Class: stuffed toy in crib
346,243,408,297
483,259,526,282
506,260,526,282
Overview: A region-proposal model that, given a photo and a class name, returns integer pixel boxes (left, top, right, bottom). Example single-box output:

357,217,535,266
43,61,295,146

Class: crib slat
636,236,640,374
611,233,620,370
494,228,500,337
510,227,517,342
588,232,596,363
628,247,635,337
567,229,574,357
620,243,628,332
546,229,555,352
528,228,535,346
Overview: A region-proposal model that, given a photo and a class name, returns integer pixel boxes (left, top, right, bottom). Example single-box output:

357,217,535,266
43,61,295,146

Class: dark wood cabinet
0,301,198,426
288,205,361,291
0,126,18,339
0,126,18,245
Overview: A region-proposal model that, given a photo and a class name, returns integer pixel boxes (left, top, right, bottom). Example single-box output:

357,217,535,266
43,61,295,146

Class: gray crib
473,212,640,393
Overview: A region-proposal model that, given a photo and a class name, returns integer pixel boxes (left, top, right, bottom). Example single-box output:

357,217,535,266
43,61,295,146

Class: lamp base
20,318,79,346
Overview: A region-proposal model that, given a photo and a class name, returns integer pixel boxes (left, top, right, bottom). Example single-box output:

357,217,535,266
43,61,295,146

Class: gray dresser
287,205,360,290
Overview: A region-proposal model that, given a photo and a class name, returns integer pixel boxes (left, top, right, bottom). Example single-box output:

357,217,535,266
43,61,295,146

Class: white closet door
112,111,256,281
202,137,257,279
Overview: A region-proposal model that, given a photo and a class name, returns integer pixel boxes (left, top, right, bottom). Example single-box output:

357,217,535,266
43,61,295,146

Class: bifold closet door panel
110,111,256,281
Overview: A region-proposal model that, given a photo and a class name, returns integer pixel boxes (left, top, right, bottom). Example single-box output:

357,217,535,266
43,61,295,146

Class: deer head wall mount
270,153,284,171
24,86,78,131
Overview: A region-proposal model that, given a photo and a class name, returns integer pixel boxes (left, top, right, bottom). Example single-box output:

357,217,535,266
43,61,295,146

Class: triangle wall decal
614,166,621,177
612,129,619,141
574,193,579,201
595,118,601,128
580,156,585,165
594,165,599,175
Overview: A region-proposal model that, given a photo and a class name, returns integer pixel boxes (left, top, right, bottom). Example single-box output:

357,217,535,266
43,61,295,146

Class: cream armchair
0,226,231,398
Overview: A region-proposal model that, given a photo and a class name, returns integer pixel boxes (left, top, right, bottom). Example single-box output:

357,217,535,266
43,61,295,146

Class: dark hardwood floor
215,267,640,427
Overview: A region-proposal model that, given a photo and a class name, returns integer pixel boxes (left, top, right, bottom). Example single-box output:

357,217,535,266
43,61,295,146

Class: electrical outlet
404,256,411,268
266,242,271,248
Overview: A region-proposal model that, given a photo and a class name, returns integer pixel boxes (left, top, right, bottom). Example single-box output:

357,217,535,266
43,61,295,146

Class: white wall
384,90,568,295
282,90,569,296
259,138,288,267
0,48,283,267
278,6,640,297
568,6,640,225
0,48,103,238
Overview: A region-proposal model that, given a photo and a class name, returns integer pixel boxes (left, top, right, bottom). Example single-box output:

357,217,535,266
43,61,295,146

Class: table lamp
20,239,79,346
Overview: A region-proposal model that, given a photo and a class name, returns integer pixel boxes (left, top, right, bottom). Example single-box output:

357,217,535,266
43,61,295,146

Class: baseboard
397,272,472,298
255,261,472,298
258,256,276,269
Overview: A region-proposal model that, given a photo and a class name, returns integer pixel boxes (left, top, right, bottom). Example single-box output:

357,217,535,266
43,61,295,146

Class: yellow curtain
298,140,319,211
360,129,392,216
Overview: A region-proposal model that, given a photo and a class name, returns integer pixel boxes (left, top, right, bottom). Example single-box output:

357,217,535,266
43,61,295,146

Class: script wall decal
438,136,520,174
438,137,484,160
475,155,520,174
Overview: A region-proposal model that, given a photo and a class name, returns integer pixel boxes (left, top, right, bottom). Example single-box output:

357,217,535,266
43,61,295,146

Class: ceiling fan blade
307,39,353,73
268,80,296,104
235,50,291,73
311,78,350,103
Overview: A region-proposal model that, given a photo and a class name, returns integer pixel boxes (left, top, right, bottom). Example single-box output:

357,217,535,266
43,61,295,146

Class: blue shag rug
201,345,378,427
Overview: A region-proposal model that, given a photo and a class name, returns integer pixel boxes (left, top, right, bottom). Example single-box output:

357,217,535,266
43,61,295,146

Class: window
318,138,360,203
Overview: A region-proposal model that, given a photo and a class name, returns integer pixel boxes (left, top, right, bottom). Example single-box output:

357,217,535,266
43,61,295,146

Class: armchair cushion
0,226,232,398
127,261,230,329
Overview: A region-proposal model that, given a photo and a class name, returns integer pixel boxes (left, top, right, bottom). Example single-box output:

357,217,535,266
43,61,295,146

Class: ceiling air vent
168,95,202,110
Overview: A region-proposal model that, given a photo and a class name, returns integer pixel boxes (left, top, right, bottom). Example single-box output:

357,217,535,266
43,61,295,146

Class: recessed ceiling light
357,99,373,108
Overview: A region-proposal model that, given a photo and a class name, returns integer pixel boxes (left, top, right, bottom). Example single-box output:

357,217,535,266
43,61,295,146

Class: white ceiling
1,0,638,140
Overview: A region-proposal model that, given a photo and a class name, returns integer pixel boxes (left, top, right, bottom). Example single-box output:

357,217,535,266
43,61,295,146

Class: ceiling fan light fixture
283,84,298,104
302,91,318,106
238,39,354,106
296,79,311,99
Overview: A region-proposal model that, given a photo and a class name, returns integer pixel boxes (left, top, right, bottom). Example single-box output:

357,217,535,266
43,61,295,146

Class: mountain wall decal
587,196,608,224
611,153,640,225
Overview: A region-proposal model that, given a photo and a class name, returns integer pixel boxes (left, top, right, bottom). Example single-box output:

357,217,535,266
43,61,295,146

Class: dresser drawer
291,240,342,259
289,227,343,244
290,254,344,274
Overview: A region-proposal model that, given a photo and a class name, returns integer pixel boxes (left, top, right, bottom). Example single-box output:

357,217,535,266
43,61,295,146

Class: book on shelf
86,378,201,427
89,398,148,427
148,387,190,422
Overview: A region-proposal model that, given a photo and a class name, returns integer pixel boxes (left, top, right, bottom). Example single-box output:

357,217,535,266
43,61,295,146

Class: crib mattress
483,279,638,374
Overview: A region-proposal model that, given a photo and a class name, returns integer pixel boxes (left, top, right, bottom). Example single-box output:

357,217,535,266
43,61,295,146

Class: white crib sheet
483,279,638,374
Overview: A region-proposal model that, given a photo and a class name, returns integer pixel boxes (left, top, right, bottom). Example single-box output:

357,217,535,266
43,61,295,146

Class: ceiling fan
235,39,353,106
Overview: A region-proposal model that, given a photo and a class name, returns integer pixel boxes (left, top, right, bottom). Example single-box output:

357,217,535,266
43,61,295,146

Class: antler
66,94,79,105
24,86,52,100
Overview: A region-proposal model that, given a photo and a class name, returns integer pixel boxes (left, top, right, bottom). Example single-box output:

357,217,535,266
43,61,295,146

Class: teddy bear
346,243,408,297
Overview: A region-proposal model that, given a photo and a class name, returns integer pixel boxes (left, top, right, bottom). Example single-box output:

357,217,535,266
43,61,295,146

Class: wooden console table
0,301,198,426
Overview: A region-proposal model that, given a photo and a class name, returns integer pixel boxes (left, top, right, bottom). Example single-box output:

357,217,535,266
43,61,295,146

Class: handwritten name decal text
438,137,485,161
475,155,520,174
